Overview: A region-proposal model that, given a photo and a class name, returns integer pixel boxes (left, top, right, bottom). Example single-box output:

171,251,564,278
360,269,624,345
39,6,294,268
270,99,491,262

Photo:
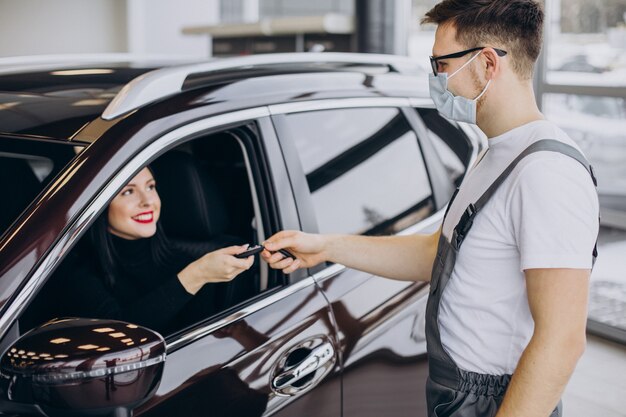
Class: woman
57,167,254,334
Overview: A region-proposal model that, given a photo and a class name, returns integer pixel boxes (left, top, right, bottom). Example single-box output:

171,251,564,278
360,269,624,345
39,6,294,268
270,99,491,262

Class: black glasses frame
429,46,508,75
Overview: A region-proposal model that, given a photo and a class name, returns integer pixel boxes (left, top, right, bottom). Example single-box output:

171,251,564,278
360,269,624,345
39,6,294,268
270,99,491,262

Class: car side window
18,125,282,337
0,140,82,238
277,107,434,236
415,108,473,186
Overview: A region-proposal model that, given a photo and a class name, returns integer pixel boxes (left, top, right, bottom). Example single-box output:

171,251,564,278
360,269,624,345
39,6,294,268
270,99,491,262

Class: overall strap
451,139,599,260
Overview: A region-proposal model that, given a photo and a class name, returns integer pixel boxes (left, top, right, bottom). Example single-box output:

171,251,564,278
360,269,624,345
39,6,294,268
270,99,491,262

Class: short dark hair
422,0,544,79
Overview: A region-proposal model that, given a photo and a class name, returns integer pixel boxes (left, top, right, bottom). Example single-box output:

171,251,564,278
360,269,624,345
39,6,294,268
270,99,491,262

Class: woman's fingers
228,255,254,271
223,244,249,256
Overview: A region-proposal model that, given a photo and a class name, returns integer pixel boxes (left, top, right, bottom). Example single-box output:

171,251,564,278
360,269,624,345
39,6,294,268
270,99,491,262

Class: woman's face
107,167,161,240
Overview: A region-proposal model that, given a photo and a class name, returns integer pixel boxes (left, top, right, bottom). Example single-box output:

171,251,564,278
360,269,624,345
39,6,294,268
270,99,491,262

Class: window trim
0,108,272,341
1,96,457,352
273,104,438,237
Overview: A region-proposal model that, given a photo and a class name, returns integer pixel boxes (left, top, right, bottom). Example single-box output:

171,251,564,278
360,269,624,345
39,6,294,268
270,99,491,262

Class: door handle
271,341,335,394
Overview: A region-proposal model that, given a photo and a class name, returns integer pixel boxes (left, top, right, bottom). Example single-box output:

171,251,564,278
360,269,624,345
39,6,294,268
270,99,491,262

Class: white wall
0,0,127,57
0,0,219,58
127,0,219,58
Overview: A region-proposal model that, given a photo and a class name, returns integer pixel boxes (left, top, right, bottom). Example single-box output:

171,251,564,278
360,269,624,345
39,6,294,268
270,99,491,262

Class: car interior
17,126,280,337
0,142,81,238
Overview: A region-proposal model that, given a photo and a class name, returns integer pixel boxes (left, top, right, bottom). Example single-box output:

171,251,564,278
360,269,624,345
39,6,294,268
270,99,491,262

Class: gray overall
425,139,598,417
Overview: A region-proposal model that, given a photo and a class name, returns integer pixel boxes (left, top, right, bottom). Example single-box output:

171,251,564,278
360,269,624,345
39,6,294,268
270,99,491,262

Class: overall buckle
452,204,477,249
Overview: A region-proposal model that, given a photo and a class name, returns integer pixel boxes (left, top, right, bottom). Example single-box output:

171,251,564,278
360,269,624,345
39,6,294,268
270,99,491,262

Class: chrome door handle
272,341,335,392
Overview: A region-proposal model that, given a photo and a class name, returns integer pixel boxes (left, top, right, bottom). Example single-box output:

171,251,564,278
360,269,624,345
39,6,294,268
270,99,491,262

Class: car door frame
267,97,465,417
0,107,344,415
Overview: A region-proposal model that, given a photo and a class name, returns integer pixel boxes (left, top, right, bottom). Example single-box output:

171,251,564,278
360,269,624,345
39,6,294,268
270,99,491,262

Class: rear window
276,107,434,235
415,108,473,186
0,137,82,237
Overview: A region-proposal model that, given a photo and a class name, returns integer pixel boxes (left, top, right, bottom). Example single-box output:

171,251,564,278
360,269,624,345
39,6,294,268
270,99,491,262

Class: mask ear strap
449,50,483,78
474,79,492,101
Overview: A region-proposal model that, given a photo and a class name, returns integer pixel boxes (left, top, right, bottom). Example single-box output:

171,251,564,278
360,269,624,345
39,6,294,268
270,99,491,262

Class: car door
135,116,342,417
271,100,454,417
0,113,342,417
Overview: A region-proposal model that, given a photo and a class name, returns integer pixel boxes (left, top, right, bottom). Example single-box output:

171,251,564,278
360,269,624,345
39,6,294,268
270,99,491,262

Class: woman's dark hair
88,215,174,288
89,166,175,288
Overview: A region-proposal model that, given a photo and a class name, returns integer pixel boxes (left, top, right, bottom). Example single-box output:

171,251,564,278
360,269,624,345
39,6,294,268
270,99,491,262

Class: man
261,1,599,416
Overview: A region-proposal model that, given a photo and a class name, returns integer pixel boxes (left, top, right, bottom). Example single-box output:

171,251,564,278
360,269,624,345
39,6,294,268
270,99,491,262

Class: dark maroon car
0,53,482,417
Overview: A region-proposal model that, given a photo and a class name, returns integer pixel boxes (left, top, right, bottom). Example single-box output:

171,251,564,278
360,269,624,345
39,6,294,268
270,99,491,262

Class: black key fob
235,245,264,258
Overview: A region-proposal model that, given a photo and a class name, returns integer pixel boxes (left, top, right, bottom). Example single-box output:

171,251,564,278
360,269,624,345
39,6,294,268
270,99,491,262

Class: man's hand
261,227,441,282
261,231,328,274
496,268,590,417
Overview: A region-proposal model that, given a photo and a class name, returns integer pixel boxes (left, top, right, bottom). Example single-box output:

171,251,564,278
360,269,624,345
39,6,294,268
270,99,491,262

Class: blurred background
0,0,624,415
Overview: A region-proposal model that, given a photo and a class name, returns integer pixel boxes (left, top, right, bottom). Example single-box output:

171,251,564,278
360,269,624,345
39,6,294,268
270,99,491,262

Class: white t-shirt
439,120,599,375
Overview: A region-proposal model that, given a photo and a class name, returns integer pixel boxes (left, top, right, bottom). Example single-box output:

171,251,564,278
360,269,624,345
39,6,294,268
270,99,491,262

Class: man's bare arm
495,268,589,417
261,227,441,282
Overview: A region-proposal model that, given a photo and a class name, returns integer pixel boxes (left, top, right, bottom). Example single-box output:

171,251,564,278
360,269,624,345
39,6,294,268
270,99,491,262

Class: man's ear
481,47,501,80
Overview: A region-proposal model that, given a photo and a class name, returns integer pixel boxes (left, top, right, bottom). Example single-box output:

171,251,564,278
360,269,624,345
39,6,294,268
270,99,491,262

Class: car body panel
0,54,481,417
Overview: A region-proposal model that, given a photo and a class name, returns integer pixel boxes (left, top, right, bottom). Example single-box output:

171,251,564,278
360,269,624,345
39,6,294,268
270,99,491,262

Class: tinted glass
416,108,474,186
281,107,433,235
0,139,81,237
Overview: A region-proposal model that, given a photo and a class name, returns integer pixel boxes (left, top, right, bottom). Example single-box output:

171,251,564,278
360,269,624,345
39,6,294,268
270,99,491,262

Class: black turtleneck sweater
49,234,232,334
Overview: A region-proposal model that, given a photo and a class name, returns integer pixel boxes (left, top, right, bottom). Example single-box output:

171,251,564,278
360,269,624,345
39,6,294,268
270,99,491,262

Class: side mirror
0,317,166,417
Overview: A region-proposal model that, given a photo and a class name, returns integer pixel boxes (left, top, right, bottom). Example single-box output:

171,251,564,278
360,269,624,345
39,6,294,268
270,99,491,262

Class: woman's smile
132,211,154,224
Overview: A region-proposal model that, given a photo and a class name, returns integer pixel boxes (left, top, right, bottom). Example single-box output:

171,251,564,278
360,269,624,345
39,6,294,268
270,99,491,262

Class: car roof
0,53,429,141
0,58,166,141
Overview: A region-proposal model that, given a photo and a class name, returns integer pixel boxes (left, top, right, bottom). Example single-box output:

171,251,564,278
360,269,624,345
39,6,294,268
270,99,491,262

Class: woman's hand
178,245,254,295
261,231,328,274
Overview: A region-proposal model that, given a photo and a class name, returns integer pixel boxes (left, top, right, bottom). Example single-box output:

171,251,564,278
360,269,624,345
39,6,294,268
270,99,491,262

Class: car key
234,245,265,258
274,248,296,260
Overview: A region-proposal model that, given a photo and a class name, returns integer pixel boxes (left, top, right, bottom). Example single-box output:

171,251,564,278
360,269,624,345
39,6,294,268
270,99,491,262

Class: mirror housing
0,318,166,417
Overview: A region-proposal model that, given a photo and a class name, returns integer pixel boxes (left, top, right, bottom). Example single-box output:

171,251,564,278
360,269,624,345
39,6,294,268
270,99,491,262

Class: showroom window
409,0,626,343
539,0,626,344
278,107,434,236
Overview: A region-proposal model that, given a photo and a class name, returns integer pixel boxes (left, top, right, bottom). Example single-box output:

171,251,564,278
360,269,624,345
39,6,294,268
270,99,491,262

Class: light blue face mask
428,51,491,124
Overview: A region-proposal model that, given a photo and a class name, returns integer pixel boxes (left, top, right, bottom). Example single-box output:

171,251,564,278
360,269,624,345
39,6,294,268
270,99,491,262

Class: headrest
150,151,229,241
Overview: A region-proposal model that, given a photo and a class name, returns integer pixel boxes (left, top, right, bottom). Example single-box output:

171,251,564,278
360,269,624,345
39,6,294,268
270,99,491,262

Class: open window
19,123,284,338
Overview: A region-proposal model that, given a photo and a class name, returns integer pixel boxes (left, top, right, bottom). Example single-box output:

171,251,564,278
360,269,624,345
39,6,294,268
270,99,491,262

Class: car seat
150,150,259,312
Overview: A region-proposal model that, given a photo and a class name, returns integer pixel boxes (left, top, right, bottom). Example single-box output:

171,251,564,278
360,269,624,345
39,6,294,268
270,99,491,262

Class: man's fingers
264,235,296,252
269,251,288,264
283,259,301,274
271,257,295,271
264,230,296,244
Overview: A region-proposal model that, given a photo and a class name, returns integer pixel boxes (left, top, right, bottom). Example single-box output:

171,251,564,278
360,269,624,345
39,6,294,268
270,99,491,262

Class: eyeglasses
429,46,507,75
